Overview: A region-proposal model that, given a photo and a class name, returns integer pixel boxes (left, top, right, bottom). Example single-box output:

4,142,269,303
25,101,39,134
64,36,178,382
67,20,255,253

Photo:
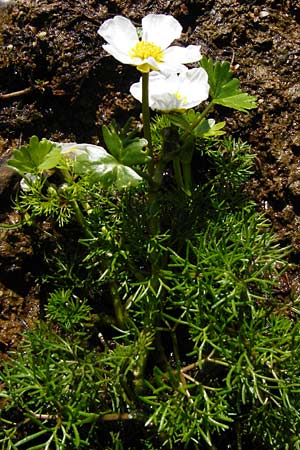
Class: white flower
59,143,107,162
20,173,39,191
57,142,143,188
98,14,201,73
130,68,210,111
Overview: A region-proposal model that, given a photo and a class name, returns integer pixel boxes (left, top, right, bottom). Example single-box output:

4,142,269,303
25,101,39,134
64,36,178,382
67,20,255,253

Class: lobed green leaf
200,56,257,112
75,150,142,189
102,124,123,160
7,136,64,175
121,138,150,165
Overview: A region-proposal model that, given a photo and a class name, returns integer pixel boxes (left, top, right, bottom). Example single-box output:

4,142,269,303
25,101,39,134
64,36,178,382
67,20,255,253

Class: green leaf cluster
75,120,150,190
15,176,89,227
46,289,92,331
167,110,226,138
0,323,110,450
2,196,299,449
102,122,150,166
7,135,64,176
200,56,257,111
73,123,150,190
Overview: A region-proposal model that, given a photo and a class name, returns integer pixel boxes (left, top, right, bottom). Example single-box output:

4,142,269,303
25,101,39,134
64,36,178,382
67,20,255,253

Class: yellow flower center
130,41,164,72
175,91,187,104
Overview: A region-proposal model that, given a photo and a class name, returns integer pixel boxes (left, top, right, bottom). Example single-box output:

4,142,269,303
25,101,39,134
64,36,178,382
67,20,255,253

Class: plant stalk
71,200,94,239
110,281,126,329
142,72,154,178
182,100,215,141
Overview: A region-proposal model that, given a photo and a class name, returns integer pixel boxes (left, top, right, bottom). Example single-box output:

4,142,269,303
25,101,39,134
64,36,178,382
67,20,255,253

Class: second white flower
130,68,210,112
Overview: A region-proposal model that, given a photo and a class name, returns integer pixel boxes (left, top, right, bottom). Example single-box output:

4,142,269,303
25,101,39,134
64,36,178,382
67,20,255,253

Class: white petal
85,145,108,162
142,14,182,49
148,72,179,96
157,61,189,74
60,143,107,161
98,16,139,54
130,69,209,111
20,174,39,191
58,142,78,152
164,45,202,66
178,68,210,106
102,44,136,65
129,79,143,103
130,73,181,110
130,72,179,106
150,92,183,111
60,143,85,159
130,72,164,103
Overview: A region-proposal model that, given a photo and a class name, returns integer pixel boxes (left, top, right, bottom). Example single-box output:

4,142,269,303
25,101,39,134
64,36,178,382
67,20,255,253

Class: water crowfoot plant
1,13,300,450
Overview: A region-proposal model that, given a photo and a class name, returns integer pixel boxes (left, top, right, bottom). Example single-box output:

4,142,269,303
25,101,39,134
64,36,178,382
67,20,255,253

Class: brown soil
0,0,300,356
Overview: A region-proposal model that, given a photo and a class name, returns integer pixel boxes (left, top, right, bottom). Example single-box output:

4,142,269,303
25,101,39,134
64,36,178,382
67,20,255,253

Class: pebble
259,10,270,18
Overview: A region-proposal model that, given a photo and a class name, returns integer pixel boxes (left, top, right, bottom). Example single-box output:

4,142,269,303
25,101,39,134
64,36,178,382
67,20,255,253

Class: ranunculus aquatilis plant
4,17,288,449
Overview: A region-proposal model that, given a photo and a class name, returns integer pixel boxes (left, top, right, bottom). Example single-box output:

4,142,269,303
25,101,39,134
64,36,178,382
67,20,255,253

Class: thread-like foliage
1,135,300,449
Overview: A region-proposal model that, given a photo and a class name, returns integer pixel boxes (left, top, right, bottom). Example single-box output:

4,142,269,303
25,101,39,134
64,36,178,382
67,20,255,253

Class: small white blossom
58,143,143,187
59,143,107,162
98,14,201,73
20,173,39,191
130,68,210,111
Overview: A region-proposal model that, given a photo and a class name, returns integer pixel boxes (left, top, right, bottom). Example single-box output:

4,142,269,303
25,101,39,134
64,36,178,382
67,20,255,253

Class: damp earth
0,0,300,359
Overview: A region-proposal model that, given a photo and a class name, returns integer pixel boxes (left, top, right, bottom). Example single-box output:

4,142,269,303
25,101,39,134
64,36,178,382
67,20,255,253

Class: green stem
236,421,242,450
110,281,126,330
173,157,184,191
142,72,154,177
141,71,160,231
71,200,94,239
182,100,215,141
182,162,192,196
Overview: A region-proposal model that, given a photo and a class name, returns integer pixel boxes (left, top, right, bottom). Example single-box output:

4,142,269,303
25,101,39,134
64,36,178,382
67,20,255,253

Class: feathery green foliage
1,52,298,450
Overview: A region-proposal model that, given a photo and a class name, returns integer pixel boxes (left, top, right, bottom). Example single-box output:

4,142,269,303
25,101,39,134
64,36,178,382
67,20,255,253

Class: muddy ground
0,0,299,356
